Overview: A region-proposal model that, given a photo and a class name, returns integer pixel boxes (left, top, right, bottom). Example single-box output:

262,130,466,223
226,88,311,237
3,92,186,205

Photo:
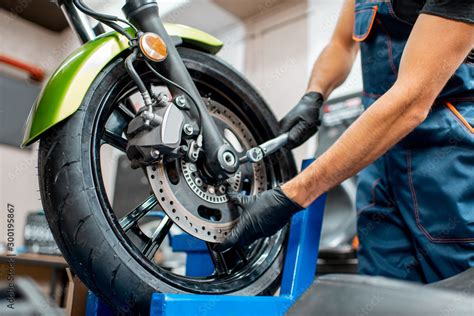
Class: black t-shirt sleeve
420,0,474,23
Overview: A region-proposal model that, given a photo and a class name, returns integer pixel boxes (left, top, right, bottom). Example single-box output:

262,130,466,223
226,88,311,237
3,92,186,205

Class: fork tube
123,0,231,178
60,0,96,43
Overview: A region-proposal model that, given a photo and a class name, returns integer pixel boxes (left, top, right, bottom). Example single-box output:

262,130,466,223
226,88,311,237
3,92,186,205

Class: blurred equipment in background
0,253,68,308
24,211,61,256
1,211,67,308
316,92,363,275
0,55,43,148
0,277,63,315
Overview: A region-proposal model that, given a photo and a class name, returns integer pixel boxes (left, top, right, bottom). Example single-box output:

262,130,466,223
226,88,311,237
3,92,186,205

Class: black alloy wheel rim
90,59,287,293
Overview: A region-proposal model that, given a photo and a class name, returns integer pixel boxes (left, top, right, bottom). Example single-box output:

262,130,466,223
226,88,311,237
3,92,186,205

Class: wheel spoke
143,216,173,260
126,224,150,250
235,247,248,265
120,195,158,232
107,102,135,131
116,102,136,121
101,102,135,152
207,243,230,275
102,129,128,152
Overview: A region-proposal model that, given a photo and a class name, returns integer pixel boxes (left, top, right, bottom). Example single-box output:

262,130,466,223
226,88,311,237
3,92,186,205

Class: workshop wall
305,0,363,155
0,8,79,248
242,0,310,164
308,0,362,99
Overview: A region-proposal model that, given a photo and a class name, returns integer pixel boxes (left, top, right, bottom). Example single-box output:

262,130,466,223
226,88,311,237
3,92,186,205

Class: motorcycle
22,0,296,313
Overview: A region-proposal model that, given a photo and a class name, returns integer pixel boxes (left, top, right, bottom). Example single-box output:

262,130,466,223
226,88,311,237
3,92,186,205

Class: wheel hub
146,99,266,242
181,160,241,204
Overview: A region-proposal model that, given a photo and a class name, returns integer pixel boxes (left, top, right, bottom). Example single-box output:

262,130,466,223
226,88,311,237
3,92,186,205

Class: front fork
122,0,238,179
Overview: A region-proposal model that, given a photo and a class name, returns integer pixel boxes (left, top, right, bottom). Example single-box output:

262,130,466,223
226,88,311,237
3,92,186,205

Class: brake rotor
146,99,266,242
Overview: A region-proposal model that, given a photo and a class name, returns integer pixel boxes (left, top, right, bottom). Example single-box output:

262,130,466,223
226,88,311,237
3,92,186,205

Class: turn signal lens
139,32,168,62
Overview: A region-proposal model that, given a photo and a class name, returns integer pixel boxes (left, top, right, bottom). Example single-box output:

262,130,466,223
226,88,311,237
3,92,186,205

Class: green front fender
22,24,223,147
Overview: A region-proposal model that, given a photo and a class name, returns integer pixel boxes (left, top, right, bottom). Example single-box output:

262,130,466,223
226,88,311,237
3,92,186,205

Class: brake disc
146,99,266,243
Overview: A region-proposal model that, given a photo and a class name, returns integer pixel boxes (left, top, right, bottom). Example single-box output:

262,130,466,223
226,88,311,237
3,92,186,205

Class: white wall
240,1,310,165
308,0,362,98
302,0,363,155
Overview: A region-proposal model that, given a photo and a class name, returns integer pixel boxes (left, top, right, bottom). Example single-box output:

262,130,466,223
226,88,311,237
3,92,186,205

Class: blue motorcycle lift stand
86,160,326,315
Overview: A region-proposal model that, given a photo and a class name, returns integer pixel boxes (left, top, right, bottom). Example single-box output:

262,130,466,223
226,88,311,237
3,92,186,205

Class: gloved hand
280,92,324,149
215,187,304,252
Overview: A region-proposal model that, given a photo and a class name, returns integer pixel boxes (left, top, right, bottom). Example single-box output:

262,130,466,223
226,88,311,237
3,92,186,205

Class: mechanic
218,0,474,283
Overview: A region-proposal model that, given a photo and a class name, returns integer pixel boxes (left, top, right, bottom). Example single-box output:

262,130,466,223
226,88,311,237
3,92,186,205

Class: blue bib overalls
354,0,474,283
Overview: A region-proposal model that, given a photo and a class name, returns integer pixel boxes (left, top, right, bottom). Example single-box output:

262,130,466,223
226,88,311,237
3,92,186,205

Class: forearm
307,41,358,99
284,14,473,208
283,86,429,207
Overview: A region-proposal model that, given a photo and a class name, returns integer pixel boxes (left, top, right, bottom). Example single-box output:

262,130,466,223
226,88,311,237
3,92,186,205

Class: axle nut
222,151,236,167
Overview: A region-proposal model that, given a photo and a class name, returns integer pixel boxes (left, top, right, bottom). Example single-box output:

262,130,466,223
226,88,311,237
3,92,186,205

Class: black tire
38,48,297,314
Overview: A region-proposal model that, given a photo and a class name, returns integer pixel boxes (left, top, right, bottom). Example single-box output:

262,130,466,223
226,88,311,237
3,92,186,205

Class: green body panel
22,24,223,147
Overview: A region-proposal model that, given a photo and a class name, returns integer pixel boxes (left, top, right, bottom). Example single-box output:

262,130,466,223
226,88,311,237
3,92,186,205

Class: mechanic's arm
280,0,358,148
284,13,474,207
216,13,473,251
307,0,359,98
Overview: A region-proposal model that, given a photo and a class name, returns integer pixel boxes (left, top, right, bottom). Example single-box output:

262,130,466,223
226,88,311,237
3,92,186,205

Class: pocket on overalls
405,101,474,242
353,3,378,42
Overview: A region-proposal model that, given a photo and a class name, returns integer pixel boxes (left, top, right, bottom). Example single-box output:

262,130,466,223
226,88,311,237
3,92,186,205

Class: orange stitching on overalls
407,150,474,243
376,19,398,76
446,102,474,134
407,150,432,241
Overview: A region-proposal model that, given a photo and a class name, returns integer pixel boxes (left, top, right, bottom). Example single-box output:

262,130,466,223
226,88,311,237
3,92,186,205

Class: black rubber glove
280,92,324,149
215,187,304,252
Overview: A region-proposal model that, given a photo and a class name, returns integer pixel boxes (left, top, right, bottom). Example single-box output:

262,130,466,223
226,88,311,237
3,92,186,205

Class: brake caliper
126,93,193,168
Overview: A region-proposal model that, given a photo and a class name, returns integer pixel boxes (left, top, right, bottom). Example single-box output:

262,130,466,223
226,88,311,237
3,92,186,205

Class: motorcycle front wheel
38,47,297,314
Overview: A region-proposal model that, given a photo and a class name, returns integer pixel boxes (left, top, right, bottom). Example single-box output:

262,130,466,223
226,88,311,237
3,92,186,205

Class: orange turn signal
139,32,168,62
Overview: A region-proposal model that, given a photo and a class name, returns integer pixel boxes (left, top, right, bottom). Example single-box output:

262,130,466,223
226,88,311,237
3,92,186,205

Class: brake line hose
72,0,136,41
